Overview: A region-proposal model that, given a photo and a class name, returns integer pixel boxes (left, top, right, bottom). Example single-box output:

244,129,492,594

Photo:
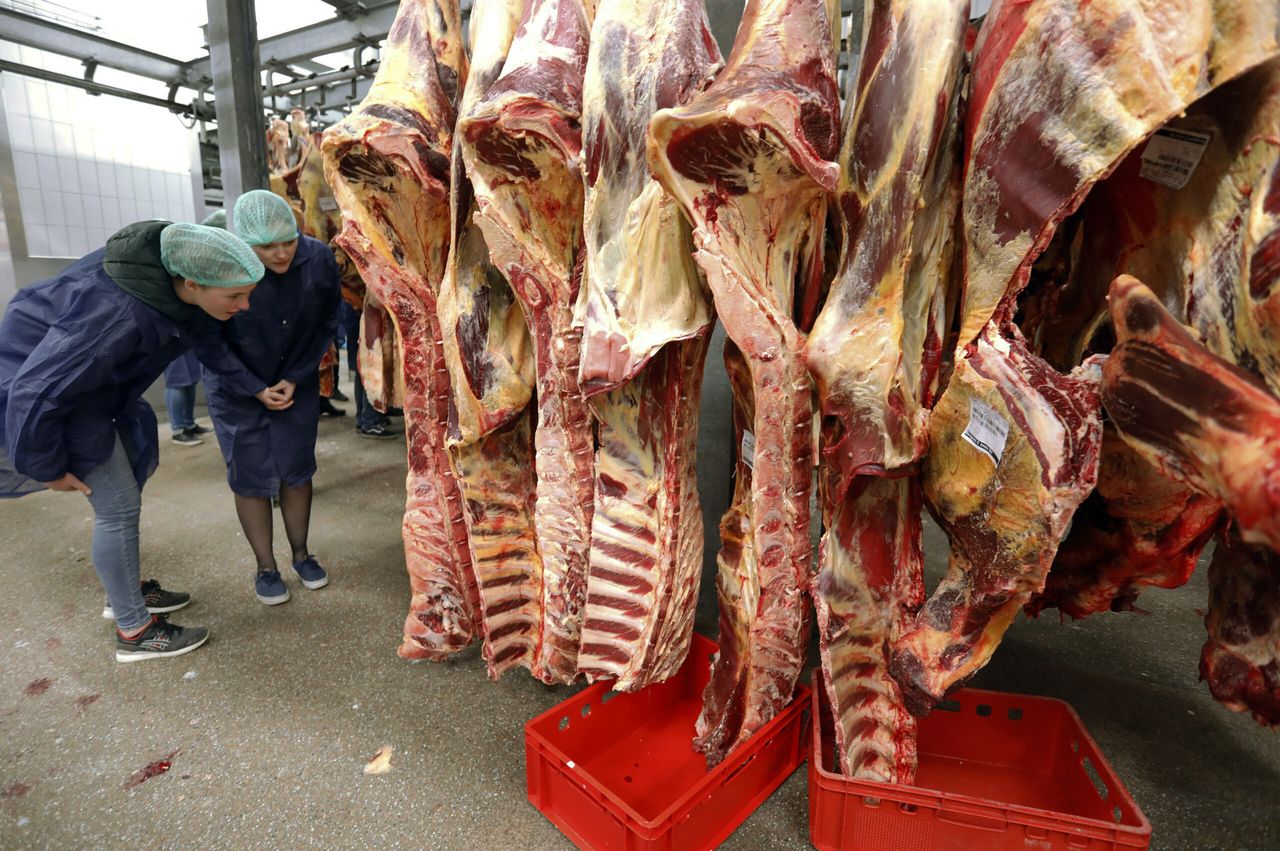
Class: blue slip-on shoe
292,556,329,590
255,570,290,605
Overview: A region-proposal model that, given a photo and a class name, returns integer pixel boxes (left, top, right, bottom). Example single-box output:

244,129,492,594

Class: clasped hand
255,379,296,411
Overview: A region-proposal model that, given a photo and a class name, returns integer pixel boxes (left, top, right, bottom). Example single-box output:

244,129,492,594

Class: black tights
233,480,313,573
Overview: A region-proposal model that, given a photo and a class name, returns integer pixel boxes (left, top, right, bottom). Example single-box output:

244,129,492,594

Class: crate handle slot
1082,756,1109,800
581,703,592,718
558,716,570,732
936,805,1009,832
976,703,992,717
1112,805,1123,823
723,752,757,783
601,690,618,704
1007,707,1023,721
935,699,961,713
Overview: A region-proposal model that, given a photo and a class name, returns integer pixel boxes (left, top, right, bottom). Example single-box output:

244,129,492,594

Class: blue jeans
83,435,150,631
165,384,196,433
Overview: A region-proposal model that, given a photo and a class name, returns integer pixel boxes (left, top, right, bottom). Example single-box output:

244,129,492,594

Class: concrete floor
0,377,1277,849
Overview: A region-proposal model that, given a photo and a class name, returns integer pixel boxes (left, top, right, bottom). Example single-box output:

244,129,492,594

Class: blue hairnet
234,190,300,246
160,223,264,287
201,209,228,229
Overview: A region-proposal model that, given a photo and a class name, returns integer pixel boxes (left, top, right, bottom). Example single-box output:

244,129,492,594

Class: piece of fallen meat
648,0,841,765
1102,275,1280,552
322,0,480,659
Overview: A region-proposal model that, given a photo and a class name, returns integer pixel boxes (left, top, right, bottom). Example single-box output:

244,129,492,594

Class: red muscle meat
322,0,480,660
572,0,721,690
1101,275,1280,553
1030,427,1224,618
1201,530,1280,726
649,0,840,765
459,0,594,684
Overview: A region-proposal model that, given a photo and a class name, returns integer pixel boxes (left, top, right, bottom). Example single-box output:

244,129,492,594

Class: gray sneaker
115,616,209,663
102,579,191,620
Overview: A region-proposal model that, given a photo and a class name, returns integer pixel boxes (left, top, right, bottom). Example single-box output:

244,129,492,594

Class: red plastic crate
526,633,809,850
809,672,1151,850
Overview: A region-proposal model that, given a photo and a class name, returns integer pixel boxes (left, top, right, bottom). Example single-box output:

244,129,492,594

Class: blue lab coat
0,222,199,496
196,235,340,497
163,351,201,387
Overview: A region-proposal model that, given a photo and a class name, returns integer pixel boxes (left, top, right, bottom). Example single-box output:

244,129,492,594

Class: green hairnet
160,223,264,287
201,209,227,229
234,190,300,246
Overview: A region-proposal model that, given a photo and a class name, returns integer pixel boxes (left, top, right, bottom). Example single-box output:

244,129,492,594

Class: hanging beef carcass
458,0,594,684
1201,530,1280,726
648,0,841,765
437,0,543,680
956,0,1279,351
891,329,1105,715
322,0,481,660
801,0,968,781
571,0,720,691
1101,276,1280,553
1023,59,1280,616
889,0,1280,716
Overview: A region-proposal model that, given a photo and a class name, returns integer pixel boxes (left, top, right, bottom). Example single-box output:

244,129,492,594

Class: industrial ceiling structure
0,0,864,208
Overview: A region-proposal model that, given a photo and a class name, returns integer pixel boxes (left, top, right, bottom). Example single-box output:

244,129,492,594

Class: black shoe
330,387,349,402
102,579,192,620
385,406,404,418
171,430,203,447
115,615,209,663
319,399,347,417
357,422,399,439
187,424,214,435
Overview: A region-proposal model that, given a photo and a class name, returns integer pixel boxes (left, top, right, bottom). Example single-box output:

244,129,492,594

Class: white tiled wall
2,44,198,259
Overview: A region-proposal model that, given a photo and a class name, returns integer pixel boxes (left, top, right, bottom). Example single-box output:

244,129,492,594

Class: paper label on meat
1139,128,1212,190
961,398,1009,467
318,196,339,212
741,431,756,469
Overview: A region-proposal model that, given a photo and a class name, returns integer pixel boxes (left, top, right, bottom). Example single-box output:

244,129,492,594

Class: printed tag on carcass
319,196,339,212
741,431,756,469
1139,128,1212,190
961,398,1009,467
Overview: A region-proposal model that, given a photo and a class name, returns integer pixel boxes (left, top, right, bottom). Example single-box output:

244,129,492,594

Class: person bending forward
196,190,341,605
0,221,263,661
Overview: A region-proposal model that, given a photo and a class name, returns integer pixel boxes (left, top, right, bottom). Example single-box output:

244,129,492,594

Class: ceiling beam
0,59,209,118
182,0,399,87
0,8,189,85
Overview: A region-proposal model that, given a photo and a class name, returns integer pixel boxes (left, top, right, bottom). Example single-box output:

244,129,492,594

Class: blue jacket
0,224,202,495
163,350,201,388
196,235,340,496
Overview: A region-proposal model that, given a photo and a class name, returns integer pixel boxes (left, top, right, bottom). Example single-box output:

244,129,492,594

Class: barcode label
961,398,1009,467
319,196,339,212
1139,128,1212,189
741,431,756,469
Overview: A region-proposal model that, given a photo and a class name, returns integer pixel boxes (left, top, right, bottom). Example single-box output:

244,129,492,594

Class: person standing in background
163,351,211,447
198,191,340,606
